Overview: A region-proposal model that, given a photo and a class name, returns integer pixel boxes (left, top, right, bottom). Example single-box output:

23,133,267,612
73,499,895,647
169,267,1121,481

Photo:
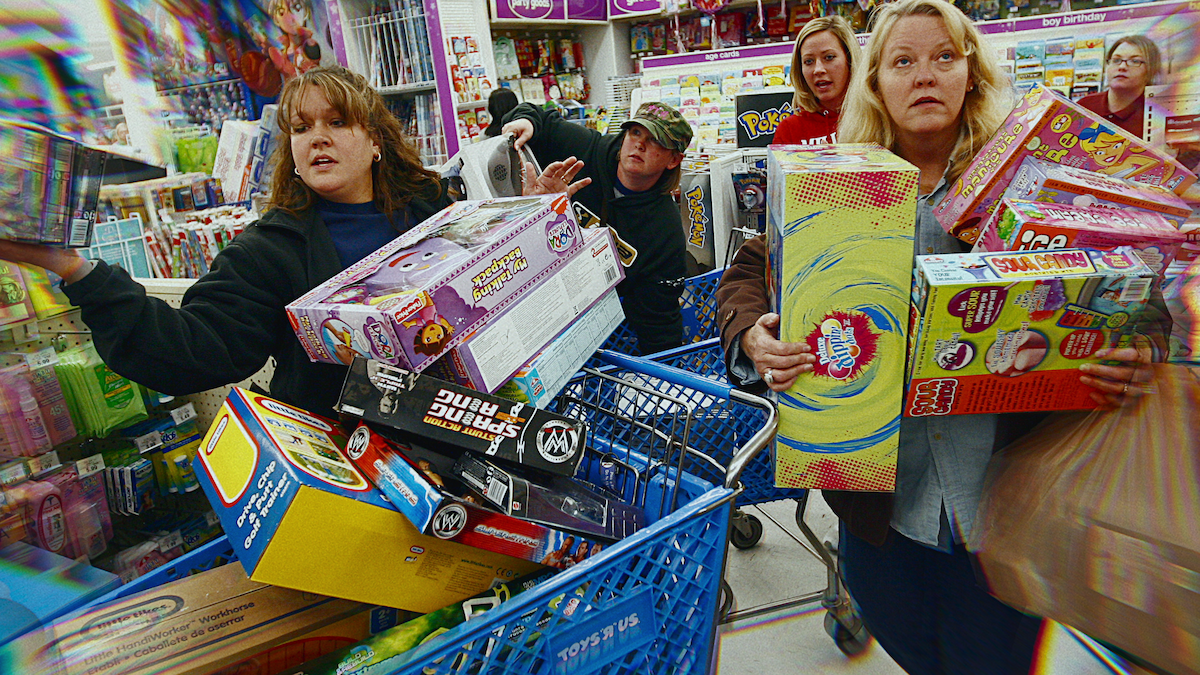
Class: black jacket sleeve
504,103,605,168
620,233,685,355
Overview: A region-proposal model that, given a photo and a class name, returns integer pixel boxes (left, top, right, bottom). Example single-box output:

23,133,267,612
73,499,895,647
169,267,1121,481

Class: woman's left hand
522,157,591,198
1078,338,1154,409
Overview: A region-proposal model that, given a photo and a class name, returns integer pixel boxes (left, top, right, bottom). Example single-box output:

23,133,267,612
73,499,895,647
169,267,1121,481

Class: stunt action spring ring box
287,195,583,373
766,144,918,491
906,248,1155,417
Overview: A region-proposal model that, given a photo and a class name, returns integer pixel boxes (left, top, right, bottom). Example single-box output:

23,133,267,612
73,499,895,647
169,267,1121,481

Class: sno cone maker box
193,388,542,612
906,248,1155,417
935,85,1197,245
287,194,583,372
766,145,918,491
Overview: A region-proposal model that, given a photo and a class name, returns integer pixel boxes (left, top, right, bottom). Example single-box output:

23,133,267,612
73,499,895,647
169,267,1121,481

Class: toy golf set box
766,144,918,492
193,388,541,612
1001,157,1193,228
906,248,1155,417
287,194,583,372
343,424,615,568
425,226,625,393
974,199,1187,275
338,357,586,477
935,85,1197,245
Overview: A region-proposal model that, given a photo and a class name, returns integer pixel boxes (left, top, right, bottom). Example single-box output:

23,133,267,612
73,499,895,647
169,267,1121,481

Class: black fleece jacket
63,185,453,417
504,103,686,355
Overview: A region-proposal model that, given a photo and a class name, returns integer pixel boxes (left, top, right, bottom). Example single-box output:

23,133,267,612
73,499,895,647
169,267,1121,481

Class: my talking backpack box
337,358,586,477
767,144,918,491
906,248,1155,417
193,389,542,612
974,199,1186,275
287,195,583,373
935,84,1197,244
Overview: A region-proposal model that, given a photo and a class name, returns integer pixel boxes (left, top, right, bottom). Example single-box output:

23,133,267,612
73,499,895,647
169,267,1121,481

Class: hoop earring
294,167,301,175
373,150,382,162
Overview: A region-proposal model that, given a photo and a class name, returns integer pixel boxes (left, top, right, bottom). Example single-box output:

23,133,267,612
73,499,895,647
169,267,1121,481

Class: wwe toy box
935,85,1196,244
192,389,541,612
287,194,583,372
766,144,918,491
338,357,586,477
906,248,1155,417
426,227,624,393
343,424,618,568
974,199,1186,275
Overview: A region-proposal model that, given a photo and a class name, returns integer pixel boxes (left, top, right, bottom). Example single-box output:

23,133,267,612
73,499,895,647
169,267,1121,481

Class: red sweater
1077,91,1145,139
772,108,839,145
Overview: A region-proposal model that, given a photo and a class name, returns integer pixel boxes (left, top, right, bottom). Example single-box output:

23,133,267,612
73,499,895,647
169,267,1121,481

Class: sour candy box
974,199,1186,275
935,85,1197,244
287,195,582,372
906,248,1155,417
767,144,918,491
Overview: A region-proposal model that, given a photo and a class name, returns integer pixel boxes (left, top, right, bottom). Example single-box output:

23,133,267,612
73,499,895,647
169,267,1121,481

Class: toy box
906,248,1155,417
974,199,1186,275
193,389,541,612
935,85,1197,244
287,195,583,372
425,227,624,393
496,290,624,408
1000,157,1193,228
338,358,586,477
344,424,611,567
767,145,919,491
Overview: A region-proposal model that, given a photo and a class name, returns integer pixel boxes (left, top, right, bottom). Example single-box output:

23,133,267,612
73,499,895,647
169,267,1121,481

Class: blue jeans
841,526,1041,675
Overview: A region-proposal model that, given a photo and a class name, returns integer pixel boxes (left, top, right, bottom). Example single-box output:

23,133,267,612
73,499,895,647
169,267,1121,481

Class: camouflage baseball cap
620,102,693,153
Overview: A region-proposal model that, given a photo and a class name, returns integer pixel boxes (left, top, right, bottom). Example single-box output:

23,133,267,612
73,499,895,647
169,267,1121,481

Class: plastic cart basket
595,267,723,357
83,534,238,608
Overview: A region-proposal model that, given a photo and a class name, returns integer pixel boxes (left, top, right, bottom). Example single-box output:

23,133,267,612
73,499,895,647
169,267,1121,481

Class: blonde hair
269,66,441,219
838,0,1011,184
1106,35,1161,86
789,16,861,113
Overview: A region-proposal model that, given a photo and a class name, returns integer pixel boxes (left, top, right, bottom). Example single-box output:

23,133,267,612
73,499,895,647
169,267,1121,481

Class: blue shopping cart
595,267,724,356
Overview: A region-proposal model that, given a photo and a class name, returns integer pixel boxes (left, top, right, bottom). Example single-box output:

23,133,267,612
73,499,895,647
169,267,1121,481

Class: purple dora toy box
287,195,583,372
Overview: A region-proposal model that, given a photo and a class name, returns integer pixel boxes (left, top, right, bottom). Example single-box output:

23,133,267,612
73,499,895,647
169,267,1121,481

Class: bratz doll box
766,144,918,492
934,85,1197,245
906,248,1154,417
287,194,583,372
193,388,541,612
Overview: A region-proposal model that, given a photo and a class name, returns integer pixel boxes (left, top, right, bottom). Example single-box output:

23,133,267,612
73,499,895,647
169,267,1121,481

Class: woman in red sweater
773,15,860,145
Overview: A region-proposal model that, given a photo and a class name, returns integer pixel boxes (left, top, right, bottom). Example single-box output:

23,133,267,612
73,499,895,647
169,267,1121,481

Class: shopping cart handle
595,349,733,400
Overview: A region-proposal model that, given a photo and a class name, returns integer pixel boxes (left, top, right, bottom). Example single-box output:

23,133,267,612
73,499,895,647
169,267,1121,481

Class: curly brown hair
268,65,442,221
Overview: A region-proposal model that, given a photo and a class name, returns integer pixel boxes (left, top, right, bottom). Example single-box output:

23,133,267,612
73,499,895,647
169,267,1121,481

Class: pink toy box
287,195,582,372
935,85,1196,244
974,199,1186,275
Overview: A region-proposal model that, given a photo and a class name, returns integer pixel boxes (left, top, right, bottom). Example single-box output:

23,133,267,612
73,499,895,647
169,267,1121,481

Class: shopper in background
1077,35,1160,139
717,1,1150,672
502,101,691,355
773,15,859,145
483,87,520,138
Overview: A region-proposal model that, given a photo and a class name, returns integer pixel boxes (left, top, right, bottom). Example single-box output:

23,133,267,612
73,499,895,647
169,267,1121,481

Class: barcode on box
486,476,508,505
1119,277,1152,303
605,267,617,283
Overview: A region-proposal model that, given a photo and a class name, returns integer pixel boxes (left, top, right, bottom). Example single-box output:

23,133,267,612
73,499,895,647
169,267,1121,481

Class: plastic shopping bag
969,363,1200,675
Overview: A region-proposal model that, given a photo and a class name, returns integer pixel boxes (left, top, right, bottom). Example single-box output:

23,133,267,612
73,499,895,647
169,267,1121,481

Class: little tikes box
906,248,1155,417
193,389,541,612
1001,157,1193,228
767,144,918,491
935,85,1196,244
287,194,583,372
974,199,1186,275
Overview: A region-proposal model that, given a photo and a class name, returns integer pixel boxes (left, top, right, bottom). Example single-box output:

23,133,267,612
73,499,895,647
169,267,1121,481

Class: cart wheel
730,513,763,550
824,612,870,656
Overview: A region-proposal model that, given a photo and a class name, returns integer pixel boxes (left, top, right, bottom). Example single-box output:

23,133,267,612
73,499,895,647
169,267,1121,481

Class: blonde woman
773,15,860,145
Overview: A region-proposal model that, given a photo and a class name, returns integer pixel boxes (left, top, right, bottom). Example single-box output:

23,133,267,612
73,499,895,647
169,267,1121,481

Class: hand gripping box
338,357,586,477
192,389,541,612
935,85,1197,244
287,194,583,372
906,248,1155,417
975,199,1187,275
424,227,625,393
766,144,918,491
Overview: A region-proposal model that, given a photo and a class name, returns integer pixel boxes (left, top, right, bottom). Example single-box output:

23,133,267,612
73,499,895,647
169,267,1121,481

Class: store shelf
378,81,438,95
455,98,488,109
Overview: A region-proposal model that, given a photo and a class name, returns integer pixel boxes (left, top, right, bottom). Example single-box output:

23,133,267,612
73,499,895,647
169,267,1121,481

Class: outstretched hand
522,157,592,198
1078,338,1154,409
0,240,89,282
740,313,816,393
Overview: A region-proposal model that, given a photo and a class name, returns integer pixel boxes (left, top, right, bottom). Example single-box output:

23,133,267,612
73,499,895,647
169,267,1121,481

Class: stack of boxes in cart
3,194,654,675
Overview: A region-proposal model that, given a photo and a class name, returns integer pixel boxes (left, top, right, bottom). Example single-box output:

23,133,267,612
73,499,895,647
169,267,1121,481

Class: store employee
503,102,691,355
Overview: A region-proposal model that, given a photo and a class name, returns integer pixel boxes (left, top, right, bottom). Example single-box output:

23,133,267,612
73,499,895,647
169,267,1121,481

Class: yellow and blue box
766,145,918,491
193,389,542,612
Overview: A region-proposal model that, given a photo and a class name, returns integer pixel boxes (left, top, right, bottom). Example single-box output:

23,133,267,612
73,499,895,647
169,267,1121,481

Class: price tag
134,430,163,453
0,463,29,486
28,451,61,476
159,530,184,552
24,347,59,370
171,403,197,426
76,454,106,478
